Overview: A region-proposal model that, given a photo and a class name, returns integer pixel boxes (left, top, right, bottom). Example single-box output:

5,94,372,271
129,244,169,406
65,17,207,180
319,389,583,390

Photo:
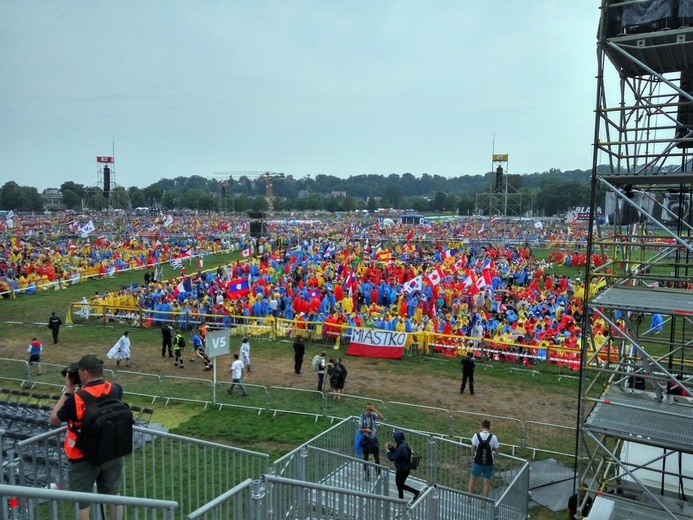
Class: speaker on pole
677,68,693,148
495,166,504,193
103,166,111,197
248,211,266,238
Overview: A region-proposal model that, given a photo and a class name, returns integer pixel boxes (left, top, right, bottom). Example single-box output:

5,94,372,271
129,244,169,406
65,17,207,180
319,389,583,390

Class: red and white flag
426,266,443,287
346,329,405,360
463,272,476,289
241,247,253,258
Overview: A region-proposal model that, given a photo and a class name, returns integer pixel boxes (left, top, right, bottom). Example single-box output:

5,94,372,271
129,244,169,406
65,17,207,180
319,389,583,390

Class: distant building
329,191,347,198
41,188,65,211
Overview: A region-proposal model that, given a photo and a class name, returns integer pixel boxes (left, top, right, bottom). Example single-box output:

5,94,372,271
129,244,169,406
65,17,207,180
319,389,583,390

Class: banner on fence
347,329,405,359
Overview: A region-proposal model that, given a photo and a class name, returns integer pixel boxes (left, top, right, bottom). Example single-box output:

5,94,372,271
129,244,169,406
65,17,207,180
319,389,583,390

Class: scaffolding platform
591,286,693,315
599,172,693,188
606,27,693,76
584,390,693,453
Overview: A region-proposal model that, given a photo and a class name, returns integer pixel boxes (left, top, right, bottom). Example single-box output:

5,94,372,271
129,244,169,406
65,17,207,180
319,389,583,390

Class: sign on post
206,329,230,358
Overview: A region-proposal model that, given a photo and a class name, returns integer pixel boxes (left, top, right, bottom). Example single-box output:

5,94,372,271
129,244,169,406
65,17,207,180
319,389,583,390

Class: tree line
0,167,594,216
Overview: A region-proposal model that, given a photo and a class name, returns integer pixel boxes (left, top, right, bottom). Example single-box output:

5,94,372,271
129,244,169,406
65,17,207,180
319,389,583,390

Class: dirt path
3,330,578,428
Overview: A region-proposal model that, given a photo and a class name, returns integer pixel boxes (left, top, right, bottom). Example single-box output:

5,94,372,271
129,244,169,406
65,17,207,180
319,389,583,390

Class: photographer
50,354,125,520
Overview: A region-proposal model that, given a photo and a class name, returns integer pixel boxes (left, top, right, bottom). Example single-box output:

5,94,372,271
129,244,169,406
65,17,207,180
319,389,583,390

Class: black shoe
412,491,420,502
470,392,475,395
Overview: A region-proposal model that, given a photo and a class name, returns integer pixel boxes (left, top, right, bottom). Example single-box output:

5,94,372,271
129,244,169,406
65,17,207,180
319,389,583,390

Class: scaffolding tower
475,153,523,218
578,2,693,519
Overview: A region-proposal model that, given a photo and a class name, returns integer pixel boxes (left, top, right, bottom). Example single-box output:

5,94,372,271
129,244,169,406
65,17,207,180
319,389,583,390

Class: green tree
250,195,269,212
161,191,177,210
0,183,43,211
142,185,164,207
128,187,147,208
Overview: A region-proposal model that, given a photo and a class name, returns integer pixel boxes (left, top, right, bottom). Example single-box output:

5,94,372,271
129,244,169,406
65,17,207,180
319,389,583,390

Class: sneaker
179,365,185,369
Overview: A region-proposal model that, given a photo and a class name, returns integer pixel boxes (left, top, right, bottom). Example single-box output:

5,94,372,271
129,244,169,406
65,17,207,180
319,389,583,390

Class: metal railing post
250,479,265,520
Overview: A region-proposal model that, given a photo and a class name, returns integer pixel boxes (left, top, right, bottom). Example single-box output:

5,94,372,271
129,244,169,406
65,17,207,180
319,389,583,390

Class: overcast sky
0,2,603,192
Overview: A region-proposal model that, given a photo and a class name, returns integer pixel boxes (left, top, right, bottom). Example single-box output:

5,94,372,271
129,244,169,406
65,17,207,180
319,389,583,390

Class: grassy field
0,247,579,519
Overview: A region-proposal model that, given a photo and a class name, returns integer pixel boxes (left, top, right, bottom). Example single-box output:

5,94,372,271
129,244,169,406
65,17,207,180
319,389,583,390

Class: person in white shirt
227,354,248,396
239,337,251,372
468,419,500,497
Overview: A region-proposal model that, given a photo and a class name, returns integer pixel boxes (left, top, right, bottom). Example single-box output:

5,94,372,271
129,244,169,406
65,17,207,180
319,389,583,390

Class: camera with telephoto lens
60,365,81,386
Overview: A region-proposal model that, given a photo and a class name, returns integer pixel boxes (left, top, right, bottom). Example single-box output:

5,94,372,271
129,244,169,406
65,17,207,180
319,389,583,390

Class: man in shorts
468,419,500,498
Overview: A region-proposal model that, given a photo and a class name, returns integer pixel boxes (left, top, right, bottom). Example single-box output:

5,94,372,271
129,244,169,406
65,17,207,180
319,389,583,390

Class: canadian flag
403,275,423,293
475,270,492,293
463,272,476,290
241,247,253,258
426,266,443,287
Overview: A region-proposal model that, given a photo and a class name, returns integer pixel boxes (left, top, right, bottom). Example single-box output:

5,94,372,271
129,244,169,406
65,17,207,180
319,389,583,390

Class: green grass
174,408,335,460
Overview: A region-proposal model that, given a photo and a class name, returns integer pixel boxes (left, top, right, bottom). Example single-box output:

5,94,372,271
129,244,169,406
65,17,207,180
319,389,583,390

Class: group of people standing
356,404,500,502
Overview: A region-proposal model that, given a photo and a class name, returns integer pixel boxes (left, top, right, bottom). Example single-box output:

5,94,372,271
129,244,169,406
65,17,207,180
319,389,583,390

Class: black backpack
75,386,134,465
473,432,494,466
406,443,421,470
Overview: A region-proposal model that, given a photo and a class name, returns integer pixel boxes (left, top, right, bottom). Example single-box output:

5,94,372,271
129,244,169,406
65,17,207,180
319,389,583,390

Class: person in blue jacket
386,430,419,501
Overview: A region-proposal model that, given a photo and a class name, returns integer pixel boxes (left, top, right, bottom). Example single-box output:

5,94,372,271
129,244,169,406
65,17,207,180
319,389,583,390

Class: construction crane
210,171,285,211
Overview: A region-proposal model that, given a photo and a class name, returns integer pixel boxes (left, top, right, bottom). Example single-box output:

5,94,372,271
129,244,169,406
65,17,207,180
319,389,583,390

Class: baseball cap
77,354,104,370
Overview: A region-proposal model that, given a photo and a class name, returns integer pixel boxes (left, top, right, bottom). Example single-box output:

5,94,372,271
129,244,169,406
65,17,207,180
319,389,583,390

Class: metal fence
11,364,578,461
0,483,178,520
270,417,530,519
10,425,269,520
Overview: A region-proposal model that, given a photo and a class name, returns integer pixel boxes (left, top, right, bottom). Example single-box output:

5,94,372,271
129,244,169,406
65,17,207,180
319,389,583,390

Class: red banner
347,329,405,359
97,156,114,163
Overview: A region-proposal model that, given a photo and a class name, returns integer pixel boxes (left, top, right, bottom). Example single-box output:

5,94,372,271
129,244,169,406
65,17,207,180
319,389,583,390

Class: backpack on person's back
311,354,322,371
473,432,495,466
74,387,134,465
405,443,421,470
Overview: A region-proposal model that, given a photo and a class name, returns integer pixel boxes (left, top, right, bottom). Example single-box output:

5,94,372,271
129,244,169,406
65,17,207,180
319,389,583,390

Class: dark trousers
162,338,172,356
461,372,474,394
51,329,59,344
363,449,381,477
395,468,418,499
317,372,325,391
294,354,303,374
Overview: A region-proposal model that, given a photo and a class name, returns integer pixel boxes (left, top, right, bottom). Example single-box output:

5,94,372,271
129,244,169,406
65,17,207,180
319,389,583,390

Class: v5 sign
206,329,230,358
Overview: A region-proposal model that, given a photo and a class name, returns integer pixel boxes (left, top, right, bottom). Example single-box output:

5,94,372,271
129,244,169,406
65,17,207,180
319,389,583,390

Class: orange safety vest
64,381,114,461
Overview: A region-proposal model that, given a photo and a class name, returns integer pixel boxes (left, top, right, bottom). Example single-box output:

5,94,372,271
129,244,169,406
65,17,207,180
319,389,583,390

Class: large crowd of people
1,210,615,369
